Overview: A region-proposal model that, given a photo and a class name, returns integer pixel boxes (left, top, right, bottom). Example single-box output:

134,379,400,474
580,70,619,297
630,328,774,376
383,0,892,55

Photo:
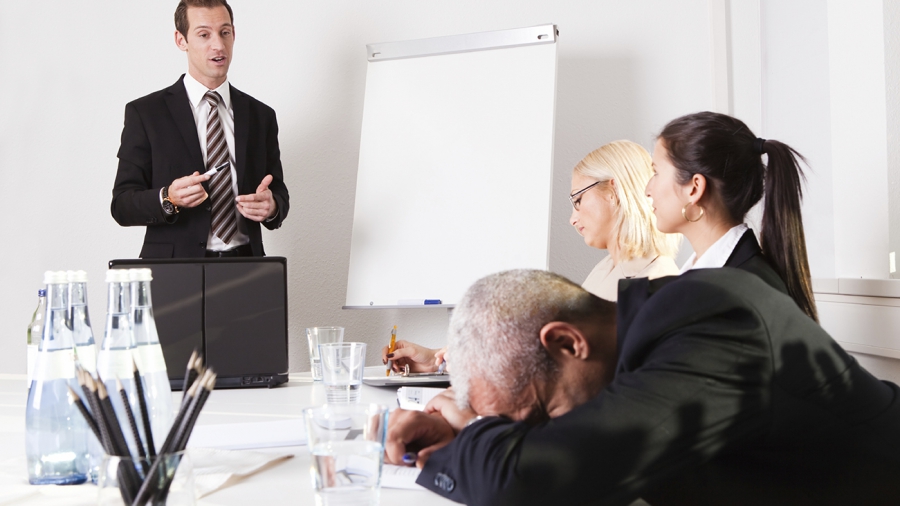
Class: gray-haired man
386,268,900,506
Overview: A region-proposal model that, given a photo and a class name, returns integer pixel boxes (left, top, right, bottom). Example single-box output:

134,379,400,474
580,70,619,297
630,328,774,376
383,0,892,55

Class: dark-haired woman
645,111,817,321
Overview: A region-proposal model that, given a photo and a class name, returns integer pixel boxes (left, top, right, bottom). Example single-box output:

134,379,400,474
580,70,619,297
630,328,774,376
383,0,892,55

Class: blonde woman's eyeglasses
569,180,603,211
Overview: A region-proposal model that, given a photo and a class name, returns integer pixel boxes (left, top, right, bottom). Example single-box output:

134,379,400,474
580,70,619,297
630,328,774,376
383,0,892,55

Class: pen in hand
386,325,397,377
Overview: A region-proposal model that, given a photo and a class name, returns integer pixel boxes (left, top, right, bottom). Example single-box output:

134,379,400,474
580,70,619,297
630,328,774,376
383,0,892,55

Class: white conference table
0,368,458,506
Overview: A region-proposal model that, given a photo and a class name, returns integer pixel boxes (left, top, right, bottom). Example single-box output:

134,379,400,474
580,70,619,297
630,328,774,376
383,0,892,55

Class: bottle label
96,349,136,381
30,349,76,409
74,344,97,374
32,349,76,382
134,344,168,374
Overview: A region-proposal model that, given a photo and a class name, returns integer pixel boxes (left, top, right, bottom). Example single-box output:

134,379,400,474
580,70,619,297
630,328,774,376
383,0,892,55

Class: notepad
381,464,425,490
397,386,446,411
187,419,306,450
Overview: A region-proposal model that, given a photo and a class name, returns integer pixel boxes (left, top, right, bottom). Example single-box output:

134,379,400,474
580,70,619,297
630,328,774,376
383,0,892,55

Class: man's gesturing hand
236,174,277,222
385,409,456,469
168,171,211,208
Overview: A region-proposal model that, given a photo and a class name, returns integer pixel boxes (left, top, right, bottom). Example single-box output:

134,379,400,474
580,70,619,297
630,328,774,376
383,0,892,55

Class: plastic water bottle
96,269,141,456
67,270,102,482
25,271,89,485
26,289,46,389
130,268,174,451
68,270,97,374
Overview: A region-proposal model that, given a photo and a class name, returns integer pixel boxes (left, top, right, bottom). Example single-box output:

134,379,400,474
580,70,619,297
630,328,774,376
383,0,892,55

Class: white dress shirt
679,223,750,274
182,73,250,251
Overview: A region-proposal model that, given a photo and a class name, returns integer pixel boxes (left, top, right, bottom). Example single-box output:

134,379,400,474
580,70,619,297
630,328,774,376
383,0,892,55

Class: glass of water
306,327,344,381
319,342,367,403
304,403,388,506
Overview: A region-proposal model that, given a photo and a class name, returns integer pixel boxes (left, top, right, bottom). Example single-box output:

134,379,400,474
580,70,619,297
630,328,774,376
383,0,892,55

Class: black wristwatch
162,186,179,215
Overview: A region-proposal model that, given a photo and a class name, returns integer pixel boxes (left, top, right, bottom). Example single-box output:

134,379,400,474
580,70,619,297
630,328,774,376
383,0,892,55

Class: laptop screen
108,257,288,388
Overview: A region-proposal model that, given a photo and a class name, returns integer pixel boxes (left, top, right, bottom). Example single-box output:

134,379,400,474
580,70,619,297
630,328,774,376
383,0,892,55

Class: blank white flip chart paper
346,25,558,307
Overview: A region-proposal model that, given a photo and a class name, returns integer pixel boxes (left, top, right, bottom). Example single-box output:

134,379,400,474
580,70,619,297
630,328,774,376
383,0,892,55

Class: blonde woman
570,140,680,300
382,140,680,372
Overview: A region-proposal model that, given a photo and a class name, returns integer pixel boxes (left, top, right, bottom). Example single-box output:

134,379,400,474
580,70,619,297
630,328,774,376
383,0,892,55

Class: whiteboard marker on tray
398,299,442,305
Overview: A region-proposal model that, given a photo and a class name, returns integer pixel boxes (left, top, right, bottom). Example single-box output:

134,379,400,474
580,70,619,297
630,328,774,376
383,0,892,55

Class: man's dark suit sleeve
261,108,288,230
111,101,172,227
417,278,773,506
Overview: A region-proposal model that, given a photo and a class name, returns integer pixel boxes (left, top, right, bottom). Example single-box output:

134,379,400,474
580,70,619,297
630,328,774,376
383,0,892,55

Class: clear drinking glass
319,343,367,403
304,403,388,506
306,327,345,381
97,451,194,506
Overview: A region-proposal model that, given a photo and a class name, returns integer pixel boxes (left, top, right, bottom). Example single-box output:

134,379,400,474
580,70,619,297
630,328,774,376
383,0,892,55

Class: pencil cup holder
97,451,195,506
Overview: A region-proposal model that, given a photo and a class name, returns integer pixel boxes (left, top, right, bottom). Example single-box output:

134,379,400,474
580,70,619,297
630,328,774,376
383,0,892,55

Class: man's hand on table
386,389,478,468
385,410,456,469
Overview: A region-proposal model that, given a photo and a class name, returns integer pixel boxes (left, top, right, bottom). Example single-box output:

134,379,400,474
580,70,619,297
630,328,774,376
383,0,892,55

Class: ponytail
659,112,818,322
759,140,818,321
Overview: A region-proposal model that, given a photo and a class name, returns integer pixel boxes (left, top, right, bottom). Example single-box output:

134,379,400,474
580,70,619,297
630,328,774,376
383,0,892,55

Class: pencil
80,372,114,455
158,377,202,455
168,371,210,452
116,377,147,461
134,369,216,505
386,325,397,376
67,386,101,444
97,378,141,503
132,358,156,458
97,380,132,459
181,349,197,396
174,371,216,451
133,380,198,504
156,371,216,504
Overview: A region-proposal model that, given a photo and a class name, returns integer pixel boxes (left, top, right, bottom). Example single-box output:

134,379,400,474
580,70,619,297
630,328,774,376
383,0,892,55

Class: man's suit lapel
230,84,249,192
164,76,204,174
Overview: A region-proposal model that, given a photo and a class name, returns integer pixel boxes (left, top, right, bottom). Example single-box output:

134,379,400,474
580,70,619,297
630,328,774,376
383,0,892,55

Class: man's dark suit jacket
417,268,900,505
111,75,289,258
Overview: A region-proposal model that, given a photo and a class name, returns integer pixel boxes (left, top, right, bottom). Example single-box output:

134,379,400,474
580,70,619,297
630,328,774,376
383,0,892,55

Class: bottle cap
37,289,47,297
105,269,131,283
43,271,67,284
66,270,88,283
128,268,153,282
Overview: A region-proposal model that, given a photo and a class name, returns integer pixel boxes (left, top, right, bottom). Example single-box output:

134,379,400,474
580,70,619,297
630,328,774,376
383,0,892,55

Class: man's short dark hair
175,0,234,38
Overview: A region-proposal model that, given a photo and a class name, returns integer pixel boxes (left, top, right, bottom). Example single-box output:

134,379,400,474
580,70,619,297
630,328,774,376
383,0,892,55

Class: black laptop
109,257,289,389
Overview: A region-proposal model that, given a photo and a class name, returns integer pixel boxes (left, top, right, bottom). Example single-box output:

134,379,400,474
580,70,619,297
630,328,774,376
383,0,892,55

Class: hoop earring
682,202,704,223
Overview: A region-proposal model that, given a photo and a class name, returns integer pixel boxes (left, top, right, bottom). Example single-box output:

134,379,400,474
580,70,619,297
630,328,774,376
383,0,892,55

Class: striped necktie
205,91,237,244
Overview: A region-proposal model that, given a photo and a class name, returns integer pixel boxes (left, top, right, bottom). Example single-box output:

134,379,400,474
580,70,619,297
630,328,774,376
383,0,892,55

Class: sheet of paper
381,464,424,490
189,447,294,498
187,418,306,450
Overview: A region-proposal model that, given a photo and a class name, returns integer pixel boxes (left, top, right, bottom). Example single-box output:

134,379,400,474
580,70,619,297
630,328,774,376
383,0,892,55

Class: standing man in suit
387,269,900,505
112,0,289,258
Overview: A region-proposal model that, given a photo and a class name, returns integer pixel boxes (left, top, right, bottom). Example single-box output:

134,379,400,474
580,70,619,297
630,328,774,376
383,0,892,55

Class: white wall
827,0,890,279
0,0,715,375
758,0,837,279
752,0,900,378
885,0,900,279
